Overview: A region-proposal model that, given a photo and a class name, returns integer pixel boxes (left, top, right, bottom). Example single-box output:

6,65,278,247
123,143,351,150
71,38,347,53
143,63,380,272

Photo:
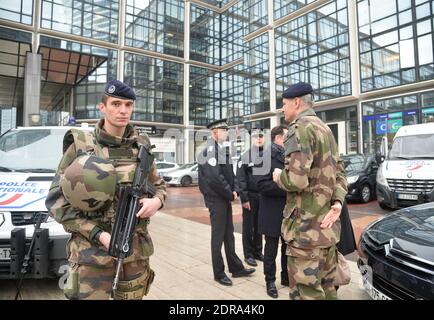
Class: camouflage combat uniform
45,119,167,300
276,108,347,300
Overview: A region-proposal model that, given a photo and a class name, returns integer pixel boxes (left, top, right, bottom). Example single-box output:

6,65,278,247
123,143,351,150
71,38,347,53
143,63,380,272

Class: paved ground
162,186,388,263
0,186,387,300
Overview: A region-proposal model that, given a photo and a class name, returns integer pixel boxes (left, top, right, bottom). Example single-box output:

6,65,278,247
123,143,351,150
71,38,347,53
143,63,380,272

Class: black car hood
366,202,434,263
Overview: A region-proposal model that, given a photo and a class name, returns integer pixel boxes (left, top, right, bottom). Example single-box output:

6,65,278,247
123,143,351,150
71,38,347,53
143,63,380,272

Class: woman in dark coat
256,125,289,298
337,200,357,255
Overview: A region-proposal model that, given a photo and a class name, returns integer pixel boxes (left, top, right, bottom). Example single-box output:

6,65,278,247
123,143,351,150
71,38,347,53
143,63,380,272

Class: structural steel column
118,0,126,81
267,0,278,128
348,0,362,152
23,52,42,126
183,0,191,164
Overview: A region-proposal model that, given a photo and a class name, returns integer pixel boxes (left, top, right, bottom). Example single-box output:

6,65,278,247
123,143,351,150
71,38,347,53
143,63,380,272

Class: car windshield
389,134,434,160
178,163,196,170
343,155,370,172
0,128,68,172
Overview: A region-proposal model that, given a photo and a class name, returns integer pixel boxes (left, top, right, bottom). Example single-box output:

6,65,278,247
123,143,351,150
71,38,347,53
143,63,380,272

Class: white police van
376,122,434,209
0,125,92,279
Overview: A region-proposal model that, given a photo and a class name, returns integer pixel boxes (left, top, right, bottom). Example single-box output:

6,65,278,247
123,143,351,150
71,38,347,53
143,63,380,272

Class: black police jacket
198,140,236,202
236,147,264,203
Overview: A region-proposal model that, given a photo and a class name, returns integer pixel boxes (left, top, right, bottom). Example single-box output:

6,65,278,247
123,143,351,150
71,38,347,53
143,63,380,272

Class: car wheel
361,184,371,203
181,176,192,187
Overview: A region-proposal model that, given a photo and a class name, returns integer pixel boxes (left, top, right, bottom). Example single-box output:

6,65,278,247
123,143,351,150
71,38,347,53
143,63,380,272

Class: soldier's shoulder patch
284,126,301,157
208,157,217,166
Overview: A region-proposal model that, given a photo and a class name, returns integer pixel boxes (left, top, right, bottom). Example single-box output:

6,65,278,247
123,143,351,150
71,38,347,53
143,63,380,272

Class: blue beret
104,80,136,100
282,82,313,99
207,118,228,130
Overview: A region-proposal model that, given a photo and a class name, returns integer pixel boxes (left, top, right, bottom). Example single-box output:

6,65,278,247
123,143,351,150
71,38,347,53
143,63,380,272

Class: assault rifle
108,144,156,299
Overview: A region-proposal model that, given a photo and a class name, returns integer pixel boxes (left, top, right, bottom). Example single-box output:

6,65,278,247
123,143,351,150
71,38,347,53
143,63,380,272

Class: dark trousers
264,235,288,284
205,196,244,279
242,194,263,259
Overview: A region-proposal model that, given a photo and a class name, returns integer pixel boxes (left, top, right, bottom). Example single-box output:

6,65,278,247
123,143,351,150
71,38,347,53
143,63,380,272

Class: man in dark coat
256,125,289,298
198,118,255,286
236,128,265,267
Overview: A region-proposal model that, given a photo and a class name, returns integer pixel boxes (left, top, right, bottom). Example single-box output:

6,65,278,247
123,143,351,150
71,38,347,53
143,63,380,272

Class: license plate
364,280,392,300
397,193,418,200
0,248,10,260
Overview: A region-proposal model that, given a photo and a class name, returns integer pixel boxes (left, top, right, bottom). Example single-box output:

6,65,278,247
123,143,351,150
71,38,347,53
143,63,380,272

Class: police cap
104,80,136,100
207,118,228,130
250,127,264,137
282,82,313,99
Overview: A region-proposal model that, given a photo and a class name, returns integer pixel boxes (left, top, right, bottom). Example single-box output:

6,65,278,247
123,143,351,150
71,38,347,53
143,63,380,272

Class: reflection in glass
0,0,33,25
189,66,220,126
276,0,351,101
124,53,183,124
358,0,434,91
125,0,184,58
41,0,119,43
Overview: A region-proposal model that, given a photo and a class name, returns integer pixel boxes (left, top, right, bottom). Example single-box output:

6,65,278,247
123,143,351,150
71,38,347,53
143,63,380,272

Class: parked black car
343,154,378,203
357,202,434,300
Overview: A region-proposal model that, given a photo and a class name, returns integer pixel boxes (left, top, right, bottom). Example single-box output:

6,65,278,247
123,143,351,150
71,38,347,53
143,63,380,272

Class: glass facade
275,0,351,102
189,66,220,126
1,0,434,160
39,35,117,120
243,34,269,115
358,0,434,91
362,90,434,153
190,5,220,65
0,0,33,25
124,53,183,124
244,0,268,34
41,0,119,43
274,0,316,20
318,106,359,154
125,0,184,57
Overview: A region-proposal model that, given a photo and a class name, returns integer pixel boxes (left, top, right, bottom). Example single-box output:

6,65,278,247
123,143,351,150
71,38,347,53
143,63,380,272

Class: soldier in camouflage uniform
45,80,167,300
272,82,347,300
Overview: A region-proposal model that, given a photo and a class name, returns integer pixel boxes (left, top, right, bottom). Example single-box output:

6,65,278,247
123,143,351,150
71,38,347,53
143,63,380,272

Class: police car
0,125,92,279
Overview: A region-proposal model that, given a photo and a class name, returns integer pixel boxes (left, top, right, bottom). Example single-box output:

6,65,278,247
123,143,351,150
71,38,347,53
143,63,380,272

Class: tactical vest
62,128,155,299
63,128,153,253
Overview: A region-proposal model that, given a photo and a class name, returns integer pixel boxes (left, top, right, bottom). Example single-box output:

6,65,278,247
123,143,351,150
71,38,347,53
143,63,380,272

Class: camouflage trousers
286,245,338,300
64,258,154,300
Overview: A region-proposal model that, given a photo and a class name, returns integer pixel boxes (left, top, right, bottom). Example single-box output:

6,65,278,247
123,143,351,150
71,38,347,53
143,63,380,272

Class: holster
114,268,155,300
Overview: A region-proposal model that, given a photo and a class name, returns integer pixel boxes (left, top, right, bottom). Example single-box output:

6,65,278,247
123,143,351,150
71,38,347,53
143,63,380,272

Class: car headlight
376,165,389,188
347,175,359,184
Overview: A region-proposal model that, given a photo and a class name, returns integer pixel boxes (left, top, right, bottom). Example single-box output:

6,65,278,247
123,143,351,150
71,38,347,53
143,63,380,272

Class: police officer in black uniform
236,128,265,267
198,119,255,286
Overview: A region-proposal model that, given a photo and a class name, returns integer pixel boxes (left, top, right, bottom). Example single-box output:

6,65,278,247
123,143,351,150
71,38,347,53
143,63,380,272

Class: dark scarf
271,142,284,163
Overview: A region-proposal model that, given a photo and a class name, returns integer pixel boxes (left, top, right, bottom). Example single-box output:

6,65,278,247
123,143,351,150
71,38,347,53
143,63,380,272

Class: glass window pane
41,0,118,43
0,0,33,24
418,34,433,64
